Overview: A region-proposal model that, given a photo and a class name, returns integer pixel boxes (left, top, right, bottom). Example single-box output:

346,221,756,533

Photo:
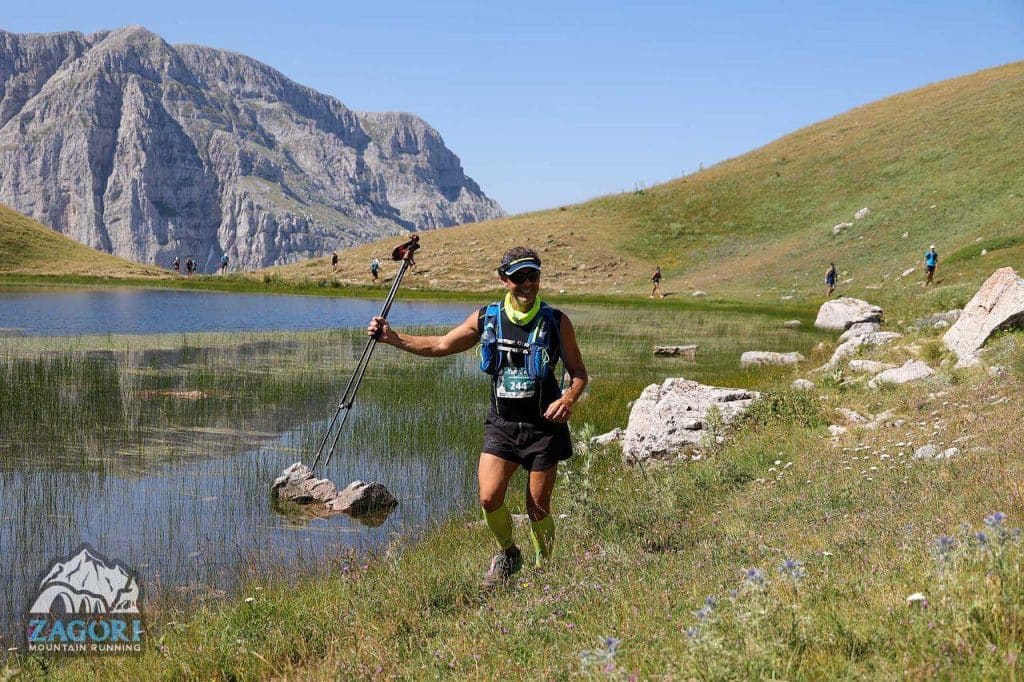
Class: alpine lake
0,286,828,647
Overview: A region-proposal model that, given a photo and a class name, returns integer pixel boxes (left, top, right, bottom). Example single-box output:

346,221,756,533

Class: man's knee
480,490,506,512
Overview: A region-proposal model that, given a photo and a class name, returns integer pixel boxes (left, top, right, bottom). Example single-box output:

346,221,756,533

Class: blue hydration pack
479,302,561,380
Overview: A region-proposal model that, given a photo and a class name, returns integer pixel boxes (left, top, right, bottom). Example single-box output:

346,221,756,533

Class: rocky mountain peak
0,27,503,272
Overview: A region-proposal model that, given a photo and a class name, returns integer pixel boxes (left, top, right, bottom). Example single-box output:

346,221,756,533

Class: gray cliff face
0,26,503,271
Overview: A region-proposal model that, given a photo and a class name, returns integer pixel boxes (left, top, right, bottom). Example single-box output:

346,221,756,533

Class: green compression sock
529,515,555,568
483,504,515,551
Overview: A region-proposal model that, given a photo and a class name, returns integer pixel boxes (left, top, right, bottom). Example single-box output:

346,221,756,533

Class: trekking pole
310,239,420,473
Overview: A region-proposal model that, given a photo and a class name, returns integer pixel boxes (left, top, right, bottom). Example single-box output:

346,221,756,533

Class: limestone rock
590,428,624,446
868,360,935,388
814,297,883,331
691,291,708,297
955,354,982,369
833,222,853,235
791,378,815,390
828,425,848,437
271,462,397,518
847,359,896,375
943,268,1024,360
326,481,399,515
913,309,962,330
837,408,868,424
271,462,337,504
823,331,902,368
621,378,760,464
653,345,698,358
783,320,802,329
838,321,881,342
854,207,870,220
740,351,805,367
913,445,960,461
0,27,503,272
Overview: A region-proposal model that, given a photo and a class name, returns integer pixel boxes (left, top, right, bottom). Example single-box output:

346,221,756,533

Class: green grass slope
280,61,1024,317
0,203,166,278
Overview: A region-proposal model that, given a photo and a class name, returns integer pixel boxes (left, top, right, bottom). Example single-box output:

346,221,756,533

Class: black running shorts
482,412,573,471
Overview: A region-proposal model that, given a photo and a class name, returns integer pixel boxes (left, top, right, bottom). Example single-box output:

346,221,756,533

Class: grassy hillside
0,203,166,278
276,61,1024,315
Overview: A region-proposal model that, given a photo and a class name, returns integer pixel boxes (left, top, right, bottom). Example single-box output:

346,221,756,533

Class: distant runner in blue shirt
924,245,938,285
824,262,837,297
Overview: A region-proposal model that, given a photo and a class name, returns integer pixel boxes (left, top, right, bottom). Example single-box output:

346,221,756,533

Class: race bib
496,367,537,399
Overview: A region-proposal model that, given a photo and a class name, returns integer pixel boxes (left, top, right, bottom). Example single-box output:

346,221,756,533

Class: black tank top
478,305,563,423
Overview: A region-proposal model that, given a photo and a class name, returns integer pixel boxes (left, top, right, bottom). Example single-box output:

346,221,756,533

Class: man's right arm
368,310,480,358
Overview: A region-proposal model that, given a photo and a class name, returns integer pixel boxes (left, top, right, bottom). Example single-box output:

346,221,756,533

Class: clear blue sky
4,2,1023,214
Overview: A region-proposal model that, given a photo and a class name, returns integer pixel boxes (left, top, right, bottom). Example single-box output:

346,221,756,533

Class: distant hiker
367,247,588,588
650,266,664,298
825,262,837,297
173,256,180,274
185,258,195,276
924,245,938,285
331,251,339,273
220,254,229,273
391,234,420,271
370,257,380,283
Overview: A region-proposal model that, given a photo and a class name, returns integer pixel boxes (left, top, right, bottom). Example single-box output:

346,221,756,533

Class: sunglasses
507,268,540,284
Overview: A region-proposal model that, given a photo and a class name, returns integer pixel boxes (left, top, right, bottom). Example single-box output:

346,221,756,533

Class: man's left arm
543,313,588,423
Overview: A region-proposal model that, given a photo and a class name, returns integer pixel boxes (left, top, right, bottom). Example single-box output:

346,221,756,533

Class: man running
924,245,938,285
370,257,380,283
825,262,837,297
650,267,664,298
332,251,339,273
367,247,588,588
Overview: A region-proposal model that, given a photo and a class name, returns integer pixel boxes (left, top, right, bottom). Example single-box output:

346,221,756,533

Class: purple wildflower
779,558,806,582
685,626,701,640
692,605,712,621
744,567,766,586
603,636,621,654
704,595,717,608
984,512,1007,529
933,534,955,561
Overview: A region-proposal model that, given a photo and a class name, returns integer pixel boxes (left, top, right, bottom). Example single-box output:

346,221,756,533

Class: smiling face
500,268,541,309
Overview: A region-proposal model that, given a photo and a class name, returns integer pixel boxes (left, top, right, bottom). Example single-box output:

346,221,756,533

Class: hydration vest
479,302,561,380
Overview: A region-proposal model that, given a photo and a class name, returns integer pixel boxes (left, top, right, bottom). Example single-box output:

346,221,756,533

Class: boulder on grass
590,428,624,446
868,360,935,388
621,378,759,465
838,322,881,342
814,297,883,331
943,267,1024,360
821,331,903,368
847,359,896,375
653,345,698,358
740,351,805,367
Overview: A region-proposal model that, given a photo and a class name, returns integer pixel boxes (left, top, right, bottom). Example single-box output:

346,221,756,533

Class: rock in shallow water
271,462,397,518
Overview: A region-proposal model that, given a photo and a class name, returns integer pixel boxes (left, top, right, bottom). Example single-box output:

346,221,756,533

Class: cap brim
504,261,541,274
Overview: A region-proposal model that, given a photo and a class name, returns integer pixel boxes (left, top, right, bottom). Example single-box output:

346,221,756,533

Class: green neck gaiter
504,292,541,325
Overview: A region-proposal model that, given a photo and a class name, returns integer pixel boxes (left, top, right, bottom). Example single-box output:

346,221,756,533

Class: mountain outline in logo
29,543,140,615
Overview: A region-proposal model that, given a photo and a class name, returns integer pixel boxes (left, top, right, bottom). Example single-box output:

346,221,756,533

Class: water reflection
0,286,474,336
0,332,485,644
